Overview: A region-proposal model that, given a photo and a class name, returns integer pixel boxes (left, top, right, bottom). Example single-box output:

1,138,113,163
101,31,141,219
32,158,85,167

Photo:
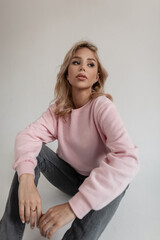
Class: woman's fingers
39,212,51,236
25,203,30,223
39,217,53,237
18,174,42,227
38,203,76,238
47,225,59,240
19,201,25,223
30,207,37,228
19,202,42,228
30,200,42,229
38,212,47,227
36,202,42,227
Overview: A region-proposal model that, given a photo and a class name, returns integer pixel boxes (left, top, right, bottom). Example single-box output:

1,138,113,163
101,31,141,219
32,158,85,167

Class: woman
0,41,139,240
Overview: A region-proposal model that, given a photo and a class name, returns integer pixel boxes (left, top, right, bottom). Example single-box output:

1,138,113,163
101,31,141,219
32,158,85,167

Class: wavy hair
53,40,112,118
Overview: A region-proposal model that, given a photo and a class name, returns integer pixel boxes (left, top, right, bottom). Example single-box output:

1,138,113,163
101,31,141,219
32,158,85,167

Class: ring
31,208,36,212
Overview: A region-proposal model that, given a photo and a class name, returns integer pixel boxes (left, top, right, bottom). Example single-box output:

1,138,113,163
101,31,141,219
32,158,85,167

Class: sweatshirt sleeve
13,104,58,178
69,97,139,219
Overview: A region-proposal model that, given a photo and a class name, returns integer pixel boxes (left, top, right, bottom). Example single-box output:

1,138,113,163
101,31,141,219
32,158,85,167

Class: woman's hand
18,174,42,229
38,202,76,239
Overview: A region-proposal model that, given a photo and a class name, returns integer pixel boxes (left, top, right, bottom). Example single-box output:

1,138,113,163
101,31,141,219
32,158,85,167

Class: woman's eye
88,63,95,67
72,61,80,65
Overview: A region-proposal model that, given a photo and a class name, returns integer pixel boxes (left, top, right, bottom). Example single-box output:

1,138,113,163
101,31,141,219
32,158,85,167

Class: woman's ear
66,69,71,81
94,73,99,84
96,73,100,81
66,73,69,81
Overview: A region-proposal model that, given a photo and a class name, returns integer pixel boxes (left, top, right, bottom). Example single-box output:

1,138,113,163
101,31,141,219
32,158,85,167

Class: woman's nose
79,64,85,71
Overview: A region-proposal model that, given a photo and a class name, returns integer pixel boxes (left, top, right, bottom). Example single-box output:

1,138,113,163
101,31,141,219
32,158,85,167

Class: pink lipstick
76,73,87,80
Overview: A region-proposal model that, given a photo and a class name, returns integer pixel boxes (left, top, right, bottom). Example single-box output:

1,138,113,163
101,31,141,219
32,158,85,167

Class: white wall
0,0,160,239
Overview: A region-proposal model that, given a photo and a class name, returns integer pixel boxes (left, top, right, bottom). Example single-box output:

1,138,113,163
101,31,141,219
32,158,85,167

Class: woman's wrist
67,202,76,218
19,173,34,183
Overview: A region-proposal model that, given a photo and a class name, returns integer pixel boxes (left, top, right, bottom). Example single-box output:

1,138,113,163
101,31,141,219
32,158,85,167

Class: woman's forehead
72,47,97,61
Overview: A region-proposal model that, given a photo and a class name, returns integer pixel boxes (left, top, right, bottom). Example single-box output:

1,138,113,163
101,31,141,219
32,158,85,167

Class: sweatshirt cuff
15,162,35,179
69,191,92,219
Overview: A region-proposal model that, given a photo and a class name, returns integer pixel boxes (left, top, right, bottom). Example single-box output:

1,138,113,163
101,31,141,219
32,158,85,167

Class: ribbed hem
69,192,91,219
16,162,35,179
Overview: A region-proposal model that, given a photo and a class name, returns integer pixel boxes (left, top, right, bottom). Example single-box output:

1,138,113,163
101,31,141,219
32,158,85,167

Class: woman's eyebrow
87,58,96,62
72,56,97,62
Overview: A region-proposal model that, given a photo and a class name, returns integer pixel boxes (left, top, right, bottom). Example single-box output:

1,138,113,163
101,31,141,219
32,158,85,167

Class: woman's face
67,47,99,92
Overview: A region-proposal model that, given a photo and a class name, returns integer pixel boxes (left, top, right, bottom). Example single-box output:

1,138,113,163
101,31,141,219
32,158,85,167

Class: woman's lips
76,74,87,80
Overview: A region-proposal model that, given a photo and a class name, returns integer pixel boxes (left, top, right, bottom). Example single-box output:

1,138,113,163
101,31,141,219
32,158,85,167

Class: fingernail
22,220,25,224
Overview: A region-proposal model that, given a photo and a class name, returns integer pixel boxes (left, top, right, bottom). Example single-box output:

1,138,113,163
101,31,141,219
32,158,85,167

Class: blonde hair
53,40,112,118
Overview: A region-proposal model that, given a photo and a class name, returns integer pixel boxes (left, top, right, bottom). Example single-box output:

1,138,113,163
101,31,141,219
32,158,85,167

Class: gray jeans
0,144,128,240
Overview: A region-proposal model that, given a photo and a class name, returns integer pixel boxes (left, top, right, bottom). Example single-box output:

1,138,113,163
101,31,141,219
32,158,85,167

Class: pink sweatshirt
13,96,139,219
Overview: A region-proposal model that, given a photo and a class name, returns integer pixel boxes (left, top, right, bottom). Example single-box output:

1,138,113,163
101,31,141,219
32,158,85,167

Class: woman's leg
62,187,128,240
36,144,83,196
0,144,128,240
0,172,26,240
40,144,128,240
0,144,83,240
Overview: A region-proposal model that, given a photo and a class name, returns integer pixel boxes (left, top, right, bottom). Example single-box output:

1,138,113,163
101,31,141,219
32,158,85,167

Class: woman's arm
18,174,42,228
69,97,139,219
14,104,57,226
13,104,58,178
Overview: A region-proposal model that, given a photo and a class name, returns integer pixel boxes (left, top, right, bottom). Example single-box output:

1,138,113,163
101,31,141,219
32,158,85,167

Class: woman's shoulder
45,102,57,117
92,95,113,109
91,95,118,121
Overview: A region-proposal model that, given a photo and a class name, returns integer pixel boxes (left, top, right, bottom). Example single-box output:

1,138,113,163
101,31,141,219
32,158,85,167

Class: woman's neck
71,88,92,109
